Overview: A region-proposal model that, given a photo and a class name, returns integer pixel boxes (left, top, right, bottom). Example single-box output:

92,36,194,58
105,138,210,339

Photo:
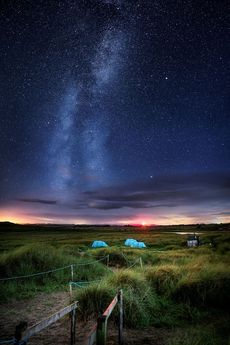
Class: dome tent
131,241,146,248
124,238,138,247
91,240,108,248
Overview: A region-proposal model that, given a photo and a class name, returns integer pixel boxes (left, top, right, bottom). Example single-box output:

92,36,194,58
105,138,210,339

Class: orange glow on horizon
1,207,230,225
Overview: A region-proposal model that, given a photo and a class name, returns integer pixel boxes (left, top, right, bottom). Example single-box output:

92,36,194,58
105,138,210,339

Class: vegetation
0,223,229,344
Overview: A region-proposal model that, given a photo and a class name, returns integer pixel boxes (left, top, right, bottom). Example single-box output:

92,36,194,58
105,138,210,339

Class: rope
0,256,108,282
70,280,101,285
70,280,102,288
0,338,26,345
126,258,140,269
0,339,14,344
121,252,131,265
72,256,108,267
0,265,71,281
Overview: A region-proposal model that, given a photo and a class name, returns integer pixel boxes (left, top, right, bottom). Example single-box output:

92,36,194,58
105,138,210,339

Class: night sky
0,0,229,225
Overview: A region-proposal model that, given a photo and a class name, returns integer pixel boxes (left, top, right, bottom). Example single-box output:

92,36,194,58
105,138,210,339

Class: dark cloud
80,172,230,210
17,198,57,205
86,201,178,210
214,212,230,216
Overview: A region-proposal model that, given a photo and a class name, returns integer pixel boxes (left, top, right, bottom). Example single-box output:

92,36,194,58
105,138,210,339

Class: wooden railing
85,289,123,345
10,290,124,345
14,302,78,345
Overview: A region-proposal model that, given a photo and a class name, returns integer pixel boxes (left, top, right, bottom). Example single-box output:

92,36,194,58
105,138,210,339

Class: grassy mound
0,244,71,277
0,244,111,301
174,272,230,308
91,247,128,267
74,269,203,328
144,264,182,296
166,321,230,345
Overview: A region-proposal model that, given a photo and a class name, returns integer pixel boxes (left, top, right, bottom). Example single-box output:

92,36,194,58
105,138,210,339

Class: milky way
0,1,229,224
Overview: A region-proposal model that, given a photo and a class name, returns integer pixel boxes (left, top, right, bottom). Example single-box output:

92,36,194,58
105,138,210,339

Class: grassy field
0,222,229,344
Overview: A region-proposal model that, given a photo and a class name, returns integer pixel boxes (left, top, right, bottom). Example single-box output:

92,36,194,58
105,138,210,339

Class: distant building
187,234,199,247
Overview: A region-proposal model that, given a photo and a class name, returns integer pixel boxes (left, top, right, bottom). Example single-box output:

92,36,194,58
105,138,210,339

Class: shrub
144,265,181,296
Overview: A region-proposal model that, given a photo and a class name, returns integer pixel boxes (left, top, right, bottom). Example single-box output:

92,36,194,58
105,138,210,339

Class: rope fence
0,256,109,282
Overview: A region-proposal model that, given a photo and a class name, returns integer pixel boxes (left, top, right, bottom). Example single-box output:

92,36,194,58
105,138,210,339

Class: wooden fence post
106,255,110,267
139,257,143,269
71,265,74,281
118,290,123,345
70,305,77,345
96,315,107,345
14,321,28,345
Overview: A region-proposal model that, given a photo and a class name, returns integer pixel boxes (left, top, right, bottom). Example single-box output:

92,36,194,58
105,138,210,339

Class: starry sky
0,0,229,225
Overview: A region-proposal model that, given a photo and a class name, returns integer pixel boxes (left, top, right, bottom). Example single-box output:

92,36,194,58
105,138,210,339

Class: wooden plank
23,302,78,340
71,265,74,281
71,306,77,345
86,324,97,345
85,293,119,345
102,295,118,319
96,315,107,345
118,290,123,345
139,257,143,269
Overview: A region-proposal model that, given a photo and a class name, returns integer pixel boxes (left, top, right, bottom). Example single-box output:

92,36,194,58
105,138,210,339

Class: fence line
0,265,72,282
0,254,143,282
121,253,143,270
1,292,123,345
0,256,109,282
69,255,143,296
69,280,102,295
0,339,15,344
125,257,143,270
0,302,78,345
85,289,123,345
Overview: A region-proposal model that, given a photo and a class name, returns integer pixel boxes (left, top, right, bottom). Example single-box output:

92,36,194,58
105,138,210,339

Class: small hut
187,234,199,247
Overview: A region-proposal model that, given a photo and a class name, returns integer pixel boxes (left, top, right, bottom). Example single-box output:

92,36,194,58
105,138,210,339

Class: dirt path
0,291,170,344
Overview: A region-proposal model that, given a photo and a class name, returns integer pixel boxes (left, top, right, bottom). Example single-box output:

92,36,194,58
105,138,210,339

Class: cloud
16,198,57,205
214,212,230,216
80,172,230,210
10,172,229,225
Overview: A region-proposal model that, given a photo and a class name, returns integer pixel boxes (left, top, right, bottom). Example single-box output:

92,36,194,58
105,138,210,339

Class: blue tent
91,240,108,248
124,238,138,247
131,241,146,248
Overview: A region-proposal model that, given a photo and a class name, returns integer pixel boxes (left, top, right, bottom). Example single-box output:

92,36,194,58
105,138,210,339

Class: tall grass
0,244,110,301
74,268,206,328
166,322,230,345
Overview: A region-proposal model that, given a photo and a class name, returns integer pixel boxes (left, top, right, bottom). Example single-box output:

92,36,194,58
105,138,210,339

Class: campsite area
0,222,229,345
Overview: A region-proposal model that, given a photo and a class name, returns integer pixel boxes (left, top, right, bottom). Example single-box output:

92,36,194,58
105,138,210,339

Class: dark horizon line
1,220,229,227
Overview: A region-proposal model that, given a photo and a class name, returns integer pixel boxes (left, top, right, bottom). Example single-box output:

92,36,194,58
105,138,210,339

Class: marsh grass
166,321,230,345
0,225,229,343
0,244,110,301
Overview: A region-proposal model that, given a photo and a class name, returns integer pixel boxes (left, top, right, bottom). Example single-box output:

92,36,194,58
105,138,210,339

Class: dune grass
166,321,230,345
0,243,110,301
